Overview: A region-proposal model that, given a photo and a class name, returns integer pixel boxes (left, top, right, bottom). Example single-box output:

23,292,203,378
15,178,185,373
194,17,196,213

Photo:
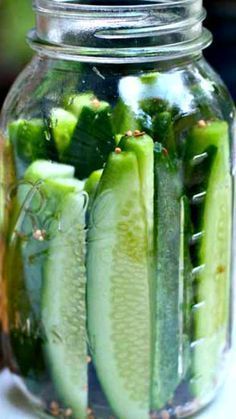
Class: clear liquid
0,66,234,418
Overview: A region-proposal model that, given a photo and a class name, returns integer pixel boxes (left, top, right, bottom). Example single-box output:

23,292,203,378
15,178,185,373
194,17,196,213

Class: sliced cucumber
180,196,194,379
84,169,103,211
84,169,103,198
24,159,75,181
7,160,88,408
151,144,182,409
50,108,77,159
21,161,81,318
42,192,88,419
118,132,154,250
185,121,232,397
112,99,139,135
8,160,79,321
8,119,47,162
8,119,57,176
87,150,152,419
63,93,116,179
64,92,94,118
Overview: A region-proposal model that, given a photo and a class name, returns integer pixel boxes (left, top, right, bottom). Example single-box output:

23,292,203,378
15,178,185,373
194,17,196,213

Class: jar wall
0,54,235,419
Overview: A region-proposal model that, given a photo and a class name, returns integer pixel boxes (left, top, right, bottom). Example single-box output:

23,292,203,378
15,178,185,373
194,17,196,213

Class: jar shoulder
1,55,235,131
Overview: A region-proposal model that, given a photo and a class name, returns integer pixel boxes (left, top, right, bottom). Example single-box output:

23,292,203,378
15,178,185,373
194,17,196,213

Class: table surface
0,351,235,419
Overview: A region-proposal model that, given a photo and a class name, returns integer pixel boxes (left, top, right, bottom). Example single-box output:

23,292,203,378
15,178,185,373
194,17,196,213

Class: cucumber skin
42,192,88,419
112,100,140,135
84,169,103,211
87,151,151,419
8,120,57,176
185,121,232,397
63,96,116,179
180,196,194,379
151,147,182,409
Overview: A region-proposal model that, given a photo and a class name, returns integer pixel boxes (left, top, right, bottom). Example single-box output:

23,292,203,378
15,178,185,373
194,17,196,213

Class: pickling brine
0,1,235,419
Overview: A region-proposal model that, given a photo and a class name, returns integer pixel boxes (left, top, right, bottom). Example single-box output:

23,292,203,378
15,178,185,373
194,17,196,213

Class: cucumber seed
197,120,207,128
125,130,133,137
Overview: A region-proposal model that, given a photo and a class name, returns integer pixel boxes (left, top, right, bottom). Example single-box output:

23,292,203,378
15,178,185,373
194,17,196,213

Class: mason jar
0,1,235,418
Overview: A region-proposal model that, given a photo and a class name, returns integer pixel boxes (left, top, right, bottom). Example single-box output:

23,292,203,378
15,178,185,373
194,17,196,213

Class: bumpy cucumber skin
9,119,46,161
151,146,182,409
42,192,88,419
185,121,232,397
8,119,57,176
87,151,151,419
63,94,116,179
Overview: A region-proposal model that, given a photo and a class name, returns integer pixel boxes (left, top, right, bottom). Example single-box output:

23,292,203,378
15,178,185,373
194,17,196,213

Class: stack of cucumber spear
6,89,231,418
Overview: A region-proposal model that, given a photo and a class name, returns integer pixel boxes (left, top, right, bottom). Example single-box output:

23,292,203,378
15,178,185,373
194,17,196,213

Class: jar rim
32,0,212,63
34,0,200,13
28,28,212,64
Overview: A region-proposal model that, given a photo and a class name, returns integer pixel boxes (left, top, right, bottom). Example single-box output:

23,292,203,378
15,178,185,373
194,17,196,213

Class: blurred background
0,0,235,107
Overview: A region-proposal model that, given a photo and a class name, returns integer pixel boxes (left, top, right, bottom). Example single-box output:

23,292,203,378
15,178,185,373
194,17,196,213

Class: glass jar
0,1,235,418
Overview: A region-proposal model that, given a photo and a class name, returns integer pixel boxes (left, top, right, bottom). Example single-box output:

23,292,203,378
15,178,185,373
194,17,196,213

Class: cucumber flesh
64,92,94,118
119,132,154,226
151,144,182,409
24,159,75,181
87,151,152,419
186,121,232,397
118,132,154,274
42,192,88,419
50,108,77,158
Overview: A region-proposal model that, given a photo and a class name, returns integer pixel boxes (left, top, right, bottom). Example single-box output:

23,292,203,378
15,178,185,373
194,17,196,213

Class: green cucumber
118,132,154,242
42,191,88,419
87,150,152,419
63,93,116,179
185,121,232,397
50,108,77,159
8,119,47,162
7,160,87,404
112,99,139,135
180,196,194,379
151,144,182,409
22,162,82,317
84,169,103,210
84,169,103,198
64,92,94,118
9,161,80,319
24,159,75,181
8,119,57,176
